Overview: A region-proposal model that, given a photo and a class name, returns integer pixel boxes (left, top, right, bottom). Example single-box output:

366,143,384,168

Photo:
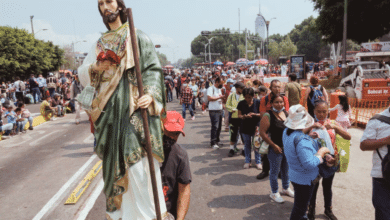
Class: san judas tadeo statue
78,0,169,219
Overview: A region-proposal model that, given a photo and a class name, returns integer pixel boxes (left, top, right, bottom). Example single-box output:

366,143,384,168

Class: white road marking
32,154,97,220
76,178,104,220
29,130,62,147
83,134,94,144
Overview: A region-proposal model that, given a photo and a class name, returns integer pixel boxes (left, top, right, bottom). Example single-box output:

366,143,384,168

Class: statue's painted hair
98,0,128,30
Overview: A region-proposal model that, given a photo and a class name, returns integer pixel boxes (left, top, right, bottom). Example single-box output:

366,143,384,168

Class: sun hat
227,78,234,83
284,104,314,130
163,111,185,136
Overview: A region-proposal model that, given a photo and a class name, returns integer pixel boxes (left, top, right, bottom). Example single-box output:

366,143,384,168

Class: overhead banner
361,42,390,52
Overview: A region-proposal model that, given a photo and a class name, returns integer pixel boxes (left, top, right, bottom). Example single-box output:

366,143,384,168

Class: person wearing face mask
306,100,351,220
207,77,224,149
259,94,294,203
257,80,290,180
161,111,192,220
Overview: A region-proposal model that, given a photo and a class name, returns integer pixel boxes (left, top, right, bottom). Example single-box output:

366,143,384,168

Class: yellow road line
64,160,102,205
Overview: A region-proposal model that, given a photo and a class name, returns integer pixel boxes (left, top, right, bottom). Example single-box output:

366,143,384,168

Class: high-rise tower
255,2,266,42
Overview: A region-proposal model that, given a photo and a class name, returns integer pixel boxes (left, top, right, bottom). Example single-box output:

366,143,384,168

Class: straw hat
284,104,314,130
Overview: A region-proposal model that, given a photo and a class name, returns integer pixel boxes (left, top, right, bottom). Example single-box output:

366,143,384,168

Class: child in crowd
18,102,34,130
4,106,17,135
329,95,351,130
258,86,268,101
15,107,27,133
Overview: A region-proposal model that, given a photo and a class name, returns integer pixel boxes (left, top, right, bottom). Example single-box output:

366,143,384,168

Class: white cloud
19,19,100,53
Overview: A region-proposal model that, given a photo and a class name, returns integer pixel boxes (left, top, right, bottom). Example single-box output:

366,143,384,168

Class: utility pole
238,8,241,59
245,28,248,59
266,21,269,60
341,0,348,78
30,16,35,37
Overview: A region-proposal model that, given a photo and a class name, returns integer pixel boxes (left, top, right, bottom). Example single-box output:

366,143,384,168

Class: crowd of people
0,72,83,138
164,65,389,220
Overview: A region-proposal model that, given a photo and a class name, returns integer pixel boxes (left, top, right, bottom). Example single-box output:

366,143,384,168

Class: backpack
310,85,324,106
369,114,390,185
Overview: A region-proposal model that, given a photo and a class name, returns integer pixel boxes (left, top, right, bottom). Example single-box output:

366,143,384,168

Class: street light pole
341,0,348,78
72,40,87,69
201,42,208,63
206,37,215,68
265,17,276,60
30,16,35,37
245,28,248,59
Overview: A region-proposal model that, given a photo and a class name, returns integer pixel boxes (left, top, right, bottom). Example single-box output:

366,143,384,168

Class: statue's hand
137,95,153,109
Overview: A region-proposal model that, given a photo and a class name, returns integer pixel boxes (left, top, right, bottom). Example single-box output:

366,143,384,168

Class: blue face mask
272,107,285,113
230,84,233,88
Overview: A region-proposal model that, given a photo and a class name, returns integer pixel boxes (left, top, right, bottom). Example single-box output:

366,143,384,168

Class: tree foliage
268,36,297,63
312,0,390,43
156,51,170,67
190,28,264,62
0,26,64,80
180,56,203,68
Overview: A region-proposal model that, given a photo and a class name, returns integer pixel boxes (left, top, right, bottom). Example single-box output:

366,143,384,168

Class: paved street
0,100,375,220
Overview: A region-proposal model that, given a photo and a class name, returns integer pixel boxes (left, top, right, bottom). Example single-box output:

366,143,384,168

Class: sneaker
234,147,240,153
255,163,263,170
281,188,295,198
228,149,235,157
75,119,80,125
191,116,195,120
243,163,250,169
212,144,219,149
183,119,186,122
324,207,338,220
270,192,285,203
28,127,33,130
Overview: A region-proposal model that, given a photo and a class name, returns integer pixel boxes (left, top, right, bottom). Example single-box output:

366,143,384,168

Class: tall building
255,3,266,42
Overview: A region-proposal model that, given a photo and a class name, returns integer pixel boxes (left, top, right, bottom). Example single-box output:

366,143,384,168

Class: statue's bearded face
98,0,121,24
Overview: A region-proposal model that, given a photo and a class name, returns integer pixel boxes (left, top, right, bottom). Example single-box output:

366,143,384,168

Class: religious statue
78,1,169,219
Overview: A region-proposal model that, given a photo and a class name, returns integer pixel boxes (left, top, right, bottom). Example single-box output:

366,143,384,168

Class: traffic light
155,45,161,48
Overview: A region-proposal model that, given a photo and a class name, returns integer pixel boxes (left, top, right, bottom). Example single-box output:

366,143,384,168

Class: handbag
253,134,269,154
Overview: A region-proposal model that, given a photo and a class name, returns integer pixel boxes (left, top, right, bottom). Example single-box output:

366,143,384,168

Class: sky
0,0,318,63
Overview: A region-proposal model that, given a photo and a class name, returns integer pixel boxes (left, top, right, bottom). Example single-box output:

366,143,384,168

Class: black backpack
369,114,390,185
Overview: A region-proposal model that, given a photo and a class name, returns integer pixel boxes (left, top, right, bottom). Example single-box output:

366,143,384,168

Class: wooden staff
126,8,162,220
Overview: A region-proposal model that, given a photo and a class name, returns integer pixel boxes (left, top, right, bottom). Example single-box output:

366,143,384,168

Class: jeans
242,133,261,164
0,123,13,133
192,97,196,111
167,89,173,102
25,117,33,128
209,110,223,146
268,147,290,193
16,120,27,132
373,178,390,220
182,103,194,119
309,173,335,208
290,182,316,220
31,88,40,104
175,87,180,99
48,88,56,97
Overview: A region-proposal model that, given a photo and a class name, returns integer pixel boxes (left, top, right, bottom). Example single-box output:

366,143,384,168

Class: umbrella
255,59,268,65
225,62,235,66
247,60,257,65
213,61,223,65
164,65,174,69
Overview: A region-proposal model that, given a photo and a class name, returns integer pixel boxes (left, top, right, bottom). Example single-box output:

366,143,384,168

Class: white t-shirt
14,81,21,92
207,85,222,110
329,104,351,122
360,108,390,178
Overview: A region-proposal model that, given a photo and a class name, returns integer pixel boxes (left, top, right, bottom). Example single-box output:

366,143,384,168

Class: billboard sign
290,55,305,79
361,42,390,52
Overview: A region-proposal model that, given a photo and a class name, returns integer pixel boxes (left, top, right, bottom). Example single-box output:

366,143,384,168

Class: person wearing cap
161,111,192,220
282,105,331,220
222,78,234,132
47,73,58,98
225,81,245,157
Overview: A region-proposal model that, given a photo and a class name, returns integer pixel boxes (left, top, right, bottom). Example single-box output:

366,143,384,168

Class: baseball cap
163,111,185,136
227,78,234,83
49,73,53,76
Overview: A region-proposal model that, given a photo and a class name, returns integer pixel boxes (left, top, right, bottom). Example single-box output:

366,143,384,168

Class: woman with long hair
329,95,351,130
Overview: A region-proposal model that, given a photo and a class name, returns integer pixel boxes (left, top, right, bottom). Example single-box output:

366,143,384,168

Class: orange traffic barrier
348,98,389,126
330,91,345,120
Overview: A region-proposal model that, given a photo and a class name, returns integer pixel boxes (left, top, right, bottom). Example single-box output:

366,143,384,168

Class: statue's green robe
79,22,166,212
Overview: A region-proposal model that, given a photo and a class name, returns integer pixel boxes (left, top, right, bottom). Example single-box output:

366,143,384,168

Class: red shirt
259,93,290,113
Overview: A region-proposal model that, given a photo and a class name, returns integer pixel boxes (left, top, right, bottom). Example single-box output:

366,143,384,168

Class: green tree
268,36,297,63
156,51,170,67
180,56,203,68
0,26,64,80
312,0,390,43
